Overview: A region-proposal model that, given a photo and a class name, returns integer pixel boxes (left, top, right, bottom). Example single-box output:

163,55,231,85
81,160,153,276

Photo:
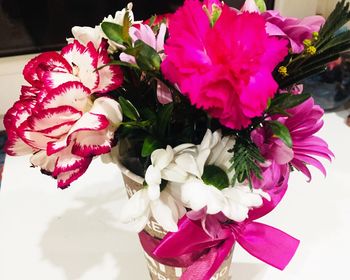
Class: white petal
150,193,179,232
173,143,195,153
156,23,167,52
71,26,102,49
195,148,211,176
89,97,123,127
205,186,227,215
145,165,161,190
222,200,249,222
120,189,150,222
174,153,201,177
147,184,161,201
199,129,213,150
161,163,189,183
151,145,174,170
30,150,57,172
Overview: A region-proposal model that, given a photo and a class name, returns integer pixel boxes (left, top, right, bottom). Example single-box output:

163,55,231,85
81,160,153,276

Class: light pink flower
161,0,288,129
120,23,173,105
4,41,124,188
241,1,325,54
262,11,325,54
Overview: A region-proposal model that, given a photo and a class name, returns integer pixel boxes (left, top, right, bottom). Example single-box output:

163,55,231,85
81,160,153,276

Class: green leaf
157,103,174,137
269,93,311,112
101,60,139,70
148,15,157,27
141,135,163,157
118,96,140,121
229,137,264,188
255,0,267,12
122,10,132,46
268,120,293,148
202,165,229,190
101,22,124,44
125,40,161,71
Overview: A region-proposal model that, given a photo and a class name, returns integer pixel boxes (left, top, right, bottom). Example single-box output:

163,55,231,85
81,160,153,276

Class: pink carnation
4,40,123,188
161,0,288,129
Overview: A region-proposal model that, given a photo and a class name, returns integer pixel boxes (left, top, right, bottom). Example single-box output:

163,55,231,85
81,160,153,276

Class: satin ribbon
139,182,300,280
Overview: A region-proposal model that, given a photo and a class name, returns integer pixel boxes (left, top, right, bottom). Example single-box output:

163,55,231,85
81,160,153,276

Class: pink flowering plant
4,0,350,277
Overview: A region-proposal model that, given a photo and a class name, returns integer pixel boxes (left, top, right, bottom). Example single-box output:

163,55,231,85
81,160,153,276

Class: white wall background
276,0,349,18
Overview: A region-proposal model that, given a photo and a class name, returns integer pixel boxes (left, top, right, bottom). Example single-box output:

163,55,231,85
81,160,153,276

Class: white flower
166,129,270,223
120,188,186,232
221,186,269,222
168,178,227,215
68,3,137,52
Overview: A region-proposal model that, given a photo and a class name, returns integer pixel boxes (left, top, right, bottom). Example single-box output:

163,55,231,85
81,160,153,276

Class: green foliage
124,40,161,71
229,137,265,187
118,96,140,121
101,12,132,46
141,135,163,157
268,120,293,148
267,93,311,115
202,165,229,190
255,0,267,12
157,103,174,137
101,22,124,45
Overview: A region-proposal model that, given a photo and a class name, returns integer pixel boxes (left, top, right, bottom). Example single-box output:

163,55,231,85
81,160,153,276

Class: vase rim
115,146,145,185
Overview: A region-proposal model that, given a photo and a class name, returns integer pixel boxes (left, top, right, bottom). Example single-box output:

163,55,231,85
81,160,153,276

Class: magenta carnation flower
161,0,288,129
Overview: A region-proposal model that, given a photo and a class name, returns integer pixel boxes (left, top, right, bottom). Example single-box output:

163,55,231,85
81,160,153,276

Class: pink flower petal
46,112,109,156
156,79,173,104
23,51,72,88
94,40,124,94
27,106,82,131
72,130,112,157
4,134,36,156
53,148,90,176
43,71,80,90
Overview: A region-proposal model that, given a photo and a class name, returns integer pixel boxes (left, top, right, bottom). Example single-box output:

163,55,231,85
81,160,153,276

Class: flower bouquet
4,0,350,279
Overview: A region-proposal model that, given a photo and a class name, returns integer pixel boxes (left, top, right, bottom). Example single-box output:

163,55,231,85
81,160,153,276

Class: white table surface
0,111,350,280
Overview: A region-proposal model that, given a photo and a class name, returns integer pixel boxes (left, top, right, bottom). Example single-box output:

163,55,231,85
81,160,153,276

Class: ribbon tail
237,222,300,270
181,237,235,280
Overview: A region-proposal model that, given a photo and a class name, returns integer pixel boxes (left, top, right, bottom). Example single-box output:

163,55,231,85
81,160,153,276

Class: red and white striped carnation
4,41,124,188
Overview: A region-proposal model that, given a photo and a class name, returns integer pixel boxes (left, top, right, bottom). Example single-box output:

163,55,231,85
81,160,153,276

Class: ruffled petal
61,40,99,91
94,40,124,94
40,81,91,111
23,51,72,88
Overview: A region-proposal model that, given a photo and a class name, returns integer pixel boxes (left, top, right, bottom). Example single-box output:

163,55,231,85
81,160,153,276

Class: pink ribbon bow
139,182,300,280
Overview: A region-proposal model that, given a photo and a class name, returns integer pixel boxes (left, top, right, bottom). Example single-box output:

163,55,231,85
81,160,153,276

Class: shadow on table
39,186,146,280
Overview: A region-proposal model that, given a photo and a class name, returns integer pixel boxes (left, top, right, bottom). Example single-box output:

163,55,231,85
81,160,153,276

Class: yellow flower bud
278,66,288,77
306,46,317,56
303,39,312,47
